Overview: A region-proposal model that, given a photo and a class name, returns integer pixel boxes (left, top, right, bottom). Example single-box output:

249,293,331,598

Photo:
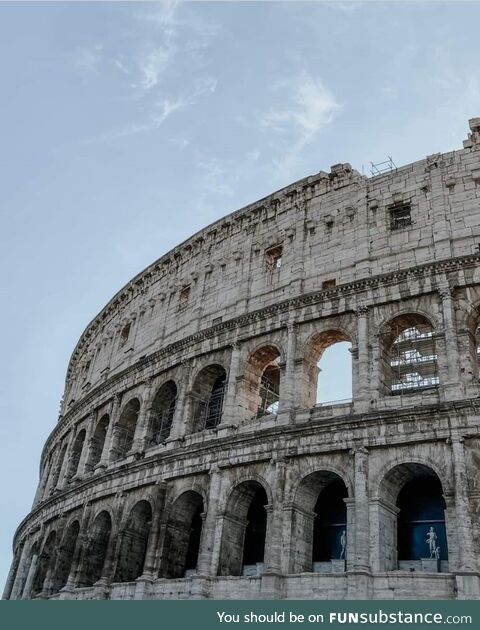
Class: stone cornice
42,252,480,465
22,395,480,549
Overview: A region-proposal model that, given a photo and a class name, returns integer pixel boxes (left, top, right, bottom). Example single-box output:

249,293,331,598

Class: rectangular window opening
180,285,191,304
390,203,412,230
265,245,283,271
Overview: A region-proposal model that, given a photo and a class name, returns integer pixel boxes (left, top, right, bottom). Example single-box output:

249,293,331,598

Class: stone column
95,494,125,591
439,288,461,389
21,552,39,600
169,360,193,440
77,413,96,477
32,457,53,507
449,437,480,598
354,306,369,412
130,378,155,454
140,482,167,578
57,432,76,490
196,465,223,576
263,458,286,574
352,447,370,571
96,393,121,469
449,437,475,571
278,322,297,412
219,341,242,427
62,504,93,592
2,542,24,599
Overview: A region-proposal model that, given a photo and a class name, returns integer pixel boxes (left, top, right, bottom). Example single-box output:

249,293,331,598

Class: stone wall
4,118,480,601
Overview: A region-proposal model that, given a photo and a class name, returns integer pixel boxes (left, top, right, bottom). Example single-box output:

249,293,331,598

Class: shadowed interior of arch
161,491,204,578
218,481,268,576
147,380,177,446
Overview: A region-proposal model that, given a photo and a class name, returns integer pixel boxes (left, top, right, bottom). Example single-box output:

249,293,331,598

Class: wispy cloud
261,70,340,180
83,76,217,145
74,44,103,75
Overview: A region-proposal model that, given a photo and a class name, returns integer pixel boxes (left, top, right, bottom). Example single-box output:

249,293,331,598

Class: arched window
191,365,227,432
88,414,109,469
378,463,448,572
290,471,348,574
304,331,352,407
161,491,204,578
78,511,111,587
66,430,86,480
397,477,447,565
313,479,348,565
243,345,282,418
218,481,268,577
32,531,57,597
111,398,140,461
147,381,177,446
381,314,438,394
114,501,151,582
49,443,67,492
50,521,80,593
15,541,39,599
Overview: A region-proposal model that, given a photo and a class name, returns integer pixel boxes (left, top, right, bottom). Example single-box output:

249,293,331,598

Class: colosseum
4,118,480,601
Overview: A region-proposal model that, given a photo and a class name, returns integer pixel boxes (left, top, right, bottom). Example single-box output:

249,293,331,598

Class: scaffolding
371,156,397,177
256,365,280,417
388,325,439,394
192,382,225,431
149,401,176,446
114,424,136,459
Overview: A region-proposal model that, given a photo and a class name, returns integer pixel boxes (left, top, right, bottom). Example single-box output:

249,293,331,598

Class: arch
160,490,204,578
147,380,177,446
290,470,349,573
50,520,80,593
49,443,68,492
380,313,438,395
111,398,141,461
66,430,86,480
303,330,353,407
78,511,112,587
243,345,282,418
32,531,57,597
88,414,109,469
218,480,269,576
114,500,152,582
190,364,227,432
377,462,448,572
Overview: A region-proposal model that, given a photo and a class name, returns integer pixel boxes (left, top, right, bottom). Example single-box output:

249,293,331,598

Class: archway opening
88,414,109,469
66,431,86,480
147,381,177,446
191,365,227,432
291,471,348,573
243,345,282,418
397,476,447,563
379,463,448,572
304,331,352,407
78,511,112,587
112,398,140,461
313,479,348,564
218,481,268,577
161,491,204,578
381,314,438,395
49,444,67,492
32,531,56,597
114,500,152,582
51,521,80,593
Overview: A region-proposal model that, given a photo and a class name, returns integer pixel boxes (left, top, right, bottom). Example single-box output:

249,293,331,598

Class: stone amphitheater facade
4,118,480,601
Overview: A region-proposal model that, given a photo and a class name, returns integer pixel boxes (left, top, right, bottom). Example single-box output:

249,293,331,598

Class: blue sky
1,0,479,589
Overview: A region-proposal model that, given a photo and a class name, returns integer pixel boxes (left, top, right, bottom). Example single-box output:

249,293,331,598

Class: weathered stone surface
4,119,480,600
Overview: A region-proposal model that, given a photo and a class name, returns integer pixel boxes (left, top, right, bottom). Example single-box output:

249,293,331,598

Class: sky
1,0,479,591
